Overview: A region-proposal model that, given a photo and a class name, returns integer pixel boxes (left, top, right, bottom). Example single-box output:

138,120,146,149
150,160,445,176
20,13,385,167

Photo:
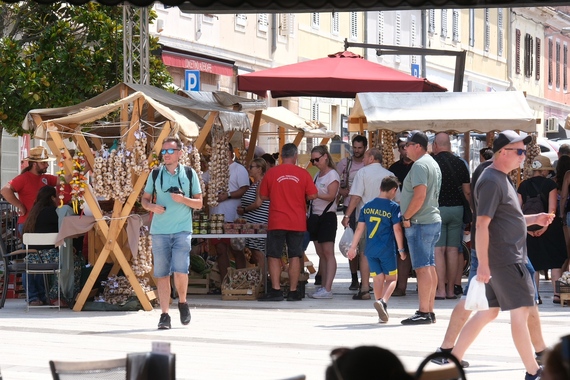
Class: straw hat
531,155,554,172
24,146,56,162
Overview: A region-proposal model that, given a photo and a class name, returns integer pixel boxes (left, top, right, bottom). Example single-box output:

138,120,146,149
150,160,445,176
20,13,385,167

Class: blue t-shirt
143,164,202,235
358,197,401,258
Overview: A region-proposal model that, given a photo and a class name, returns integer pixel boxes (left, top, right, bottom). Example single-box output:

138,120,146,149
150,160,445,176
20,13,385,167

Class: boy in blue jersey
347,176,406,323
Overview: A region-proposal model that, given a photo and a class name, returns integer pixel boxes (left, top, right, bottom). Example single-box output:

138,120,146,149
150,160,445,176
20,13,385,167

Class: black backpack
151,166,194,200
521,180,546,231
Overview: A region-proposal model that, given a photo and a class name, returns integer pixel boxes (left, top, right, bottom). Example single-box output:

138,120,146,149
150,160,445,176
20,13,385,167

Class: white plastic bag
338,228,354,258
464,277,489,311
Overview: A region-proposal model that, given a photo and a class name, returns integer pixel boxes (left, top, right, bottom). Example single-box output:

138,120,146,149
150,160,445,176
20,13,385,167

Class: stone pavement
1,220,568,379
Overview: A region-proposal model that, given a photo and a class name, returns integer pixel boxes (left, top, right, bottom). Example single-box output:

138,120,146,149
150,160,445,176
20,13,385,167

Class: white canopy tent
349,91,537,133
250,106,336,139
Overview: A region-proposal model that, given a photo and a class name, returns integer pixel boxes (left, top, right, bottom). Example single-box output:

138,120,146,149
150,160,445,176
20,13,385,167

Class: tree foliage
0,2,172,135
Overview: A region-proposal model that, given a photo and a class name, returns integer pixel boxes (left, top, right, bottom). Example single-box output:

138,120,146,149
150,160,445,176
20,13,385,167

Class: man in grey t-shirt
454,130,553,380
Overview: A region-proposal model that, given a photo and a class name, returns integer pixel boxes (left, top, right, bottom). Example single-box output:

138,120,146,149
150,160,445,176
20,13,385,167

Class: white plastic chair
23,232,61,311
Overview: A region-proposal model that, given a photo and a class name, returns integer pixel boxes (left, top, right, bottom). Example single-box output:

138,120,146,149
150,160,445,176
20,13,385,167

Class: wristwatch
398,248,405,253
343,215,349,219
403,217,411,222
227,192,232,199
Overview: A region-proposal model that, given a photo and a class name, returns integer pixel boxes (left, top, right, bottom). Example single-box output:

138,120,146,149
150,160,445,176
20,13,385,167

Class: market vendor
210,143,250,284
141,136,203,330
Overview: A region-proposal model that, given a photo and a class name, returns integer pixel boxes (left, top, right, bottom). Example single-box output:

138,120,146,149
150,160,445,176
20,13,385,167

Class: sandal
553,295,561,304
352,291,371,300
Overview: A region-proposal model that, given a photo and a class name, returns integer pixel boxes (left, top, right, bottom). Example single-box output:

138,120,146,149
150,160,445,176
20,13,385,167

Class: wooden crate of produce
187,272,210,295
221,267,263,301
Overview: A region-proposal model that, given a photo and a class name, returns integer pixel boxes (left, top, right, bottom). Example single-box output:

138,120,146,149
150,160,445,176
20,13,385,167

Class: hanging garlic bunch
189,143,206,197
522,134,541,181
132,129,148,176
207,126,230,207
93,145,111,199
380,130,396,168
131,226,153,277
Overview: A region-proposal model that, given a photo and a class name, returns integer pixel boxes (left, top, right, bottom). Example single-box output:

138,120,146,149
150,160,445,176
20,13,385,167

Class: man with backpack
141,136,203,330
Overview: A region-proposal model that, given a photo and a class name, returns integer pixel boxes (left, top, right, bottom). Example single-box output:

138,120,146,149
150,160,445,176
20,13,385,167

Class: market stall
25,85,209,311
348,91,539,172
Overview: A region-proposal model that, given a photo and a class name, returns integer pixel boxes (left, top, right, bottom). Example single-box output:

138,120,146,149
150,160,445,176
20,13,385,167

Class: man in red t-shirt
1,146,58,228
259,143,317,301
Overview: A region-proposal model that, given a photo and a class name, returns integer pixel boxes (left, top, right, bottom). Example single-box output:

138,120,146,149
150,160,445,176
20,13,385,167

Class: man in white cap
1,146,58,230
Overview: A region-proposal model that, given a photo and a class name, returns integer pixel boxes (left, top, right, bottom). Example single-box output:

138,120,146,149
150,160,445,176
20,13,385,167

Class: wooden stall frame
43,110,174,311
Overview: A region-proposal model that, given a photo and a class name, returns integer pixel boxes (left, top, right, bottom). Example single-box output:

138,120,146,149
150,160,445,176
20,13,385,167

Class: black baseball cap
492,130,532,153
406,130,428,150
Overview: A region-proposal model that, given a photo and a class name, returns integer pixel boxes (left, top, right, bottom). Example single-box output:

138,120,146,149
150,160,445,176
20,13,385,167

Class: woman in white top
308,145,340,299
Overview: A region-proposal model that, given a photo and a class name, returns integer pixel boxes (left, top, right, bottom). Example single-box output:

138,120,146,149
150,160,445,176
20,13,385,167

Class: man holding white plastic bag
452,131,553,380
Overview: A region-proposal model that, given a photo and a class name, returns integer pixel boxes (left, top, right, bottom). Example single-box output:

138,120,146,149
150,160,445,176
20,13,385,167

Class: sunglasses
503,148,527,156
160,148,180,155
405,142,417,148
398,145,406,150
310,154,324,164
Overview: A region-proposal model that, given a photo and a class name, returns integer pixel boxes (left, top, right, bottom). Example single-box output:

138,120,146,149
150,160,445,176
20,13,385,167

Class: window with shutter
378,12,384,45
331,12,339,35
484,9,490,52
562,43,568,92
311,13,320,29
258,14,269,33
441,9,448,39
311,102,319,121
279,14,288,35
350,12,358,40
469,9,475,47
515,29,521,75
411,15,417,64
536,38,541,81
557,41,561,89
524,33,533,78
452,10,460,43
429,9,435,34
497,9,504,57
395,12,401,63
235,14,247,28
548,38,553,87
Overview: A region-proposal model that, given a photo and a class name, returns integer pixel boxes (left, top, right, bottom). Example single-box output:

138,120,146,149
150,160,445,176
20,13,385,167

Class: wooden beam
292,132,304,147
320,138,330,146
195,112,218,153
246,110,262,163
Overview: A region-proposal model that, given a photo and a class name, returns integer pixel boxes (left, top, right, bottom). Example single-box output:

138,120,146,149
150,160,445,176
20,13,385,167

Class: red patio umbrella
237,51,447,98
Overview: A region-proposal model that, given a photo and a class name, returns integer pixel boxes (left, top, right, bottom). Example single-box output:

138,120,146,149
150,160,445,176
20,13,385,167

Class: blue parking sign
411,64,420,78
185,70,200,91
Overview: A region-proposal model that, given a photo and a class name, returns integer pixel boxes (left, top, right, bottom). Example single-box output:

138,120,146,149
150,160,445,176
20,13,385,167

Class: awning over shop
162,51,234,77
250,106,336,139
349,91,537,133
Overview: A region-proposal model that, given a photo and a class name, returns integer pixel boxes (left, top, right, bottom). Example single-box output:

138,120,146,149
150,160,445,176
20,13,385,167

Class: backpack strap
151,167,160,201
184,166,194,197
527,179,547,211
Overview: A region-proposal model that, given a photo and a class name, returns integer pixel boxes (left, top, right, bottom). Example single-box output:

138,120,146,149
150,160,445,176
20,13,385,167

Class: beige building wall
426,8,509,93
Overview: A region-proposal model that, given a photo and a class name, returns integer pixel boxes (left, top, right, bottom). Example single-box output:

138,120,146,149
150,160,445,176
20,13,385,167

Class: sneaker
178,302,191,325
430,347,470,368
401,310,432,325
158,313,171,330
28,299,44,307
525,365,543,380
349,280,359,291
287,290,302,301
312,288,333,299
430,312,436,324
258,288,284,302
374,300,389,323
